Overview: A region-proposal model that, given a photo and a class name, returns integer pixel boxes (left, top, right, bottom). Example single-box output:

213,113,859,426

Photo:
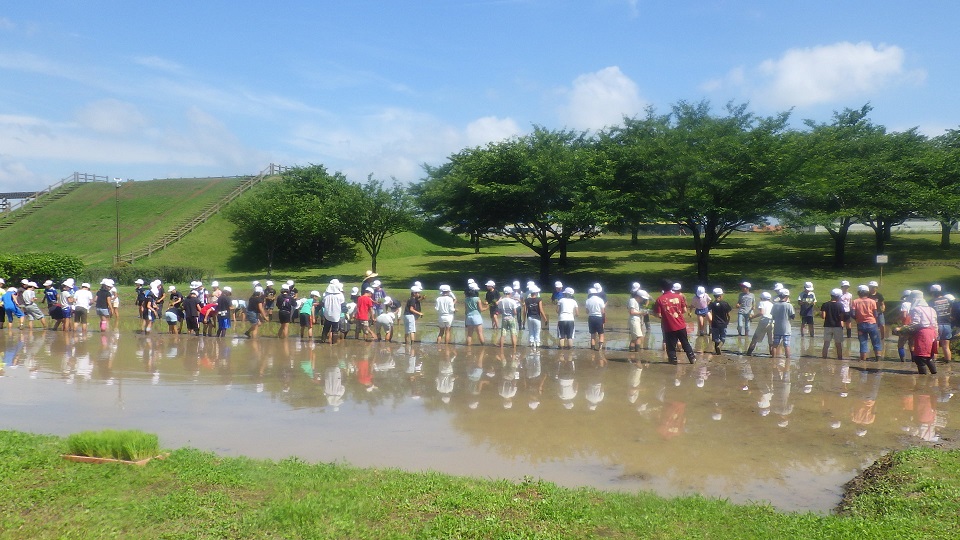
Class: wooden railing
0,172,110,229
117,163,289,263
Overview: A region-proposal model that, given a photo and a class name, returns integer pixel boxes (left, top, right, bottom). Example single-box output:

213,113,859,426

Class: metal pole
115,179,121,264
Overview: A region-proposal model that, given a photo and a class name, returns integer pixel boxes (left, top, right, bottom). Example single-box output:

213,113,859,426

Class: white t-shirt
757,300,774,319
498,297,520,319
557,297,578,322
73,288,94,310
585,296,605,317
628,297,641,319
435,295,455,316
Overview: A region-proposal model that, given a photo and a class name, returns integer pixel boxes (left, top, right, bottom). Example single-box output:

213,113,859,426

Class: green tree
413,161,500,254
927,128,960,248
619,101,796,282
345,177,419,273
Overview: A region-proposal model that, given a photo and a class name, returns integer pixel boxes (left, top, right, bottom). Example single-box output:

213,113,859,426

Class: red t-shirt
356,295,374,321
654,291,688,332
851,297,878,324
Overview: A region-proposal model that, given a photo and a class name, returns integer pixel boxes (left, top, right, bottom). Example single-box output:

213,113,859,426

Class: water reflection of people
851,368,882,437
498,350,518,409
325,358,345,411
557,351,578,410
584,350,606,411
521,349,545,410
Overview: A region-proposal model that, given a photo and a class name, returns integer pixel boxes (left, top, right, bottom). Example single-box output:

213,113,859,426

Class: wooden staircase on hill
0,172,109,231
116,163,289,264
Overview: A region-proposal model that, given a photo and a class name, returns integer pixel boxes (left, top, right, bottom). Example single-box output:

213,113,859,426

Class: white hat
414,281,422,288
80,283,90,288
631,282,641,292
587,288,597,294
528,285,541,294
485,280,496,287
168,285,176,292
741,281,751,288
21,278,28,285
63,278,75,287
27,281,37,288
804,282,813,290
931,284,942,293
639,290,650,300
372,280,381,288
286,279,294,286
761,292,772,300
211,281,219,287
671,283,682,291
563,287,574,295
150,279,162,288
364,287,374,293
255,286,264,293
503,286,514,294
266,280,274,286
0,278,4,283
779,288,790,297
439,284,451,293
6,287,15,293
467,278,475,284
840,280,850,287
252,280,260,286
774,282,784,291
281,283,290,290
512,280,521,288
712,287,723,296
410,285,423,293
946,294,956,302
100,278,110,285
554,281,563,288
831,288,843,297
382,296,393,307
857,284,869,293
134,278,144,285
43,280,53,287
593,283,602,292
696,286,706,295
351,286,359,295
468,283,480,291
310,290,321,297
223,286,232,292
868,281,879,287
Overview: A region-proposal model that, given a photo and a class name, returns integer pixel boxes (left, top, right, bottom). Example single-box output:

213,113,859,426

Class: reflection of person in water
557,351,578,410
521,349,545,410
325,358,345,411
498,350,518,409
585,350,606,411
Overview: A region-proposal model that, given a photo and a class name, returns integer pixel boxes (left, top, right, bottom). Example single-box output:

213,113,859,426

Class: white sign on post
876,255,889,264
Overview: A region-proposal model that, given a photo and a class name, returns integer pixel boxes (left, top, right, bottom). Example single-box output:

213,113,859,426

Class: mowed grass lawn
1,431,958,539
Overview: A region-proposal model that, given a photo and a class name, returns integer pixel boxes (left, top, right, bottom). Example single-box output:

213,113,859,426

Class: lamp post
114,178,122,264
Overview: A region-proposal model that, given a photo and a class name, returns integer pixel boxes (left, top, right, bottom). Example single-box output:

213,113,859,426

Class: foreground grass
1,431,957,539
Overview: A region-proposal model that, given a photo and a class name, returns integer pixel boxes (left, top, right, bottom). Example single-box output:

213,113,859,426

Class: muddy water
0,322,956,513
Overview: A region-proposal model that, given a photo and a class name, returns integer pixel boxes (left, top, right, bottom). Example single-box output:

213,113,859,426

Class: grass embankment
1,431,957,539
0,178,245,266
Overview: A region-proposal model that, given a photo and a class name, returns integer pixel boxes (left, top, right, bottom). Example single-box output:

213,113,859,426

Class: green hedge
80,264,212,285
0,252,84,284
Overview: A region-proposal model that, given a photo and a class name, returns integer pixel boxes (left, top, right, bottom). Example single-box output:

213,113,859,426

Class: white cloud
465,116,521,147
706,41,926,108
559,66,646,131
74,99,148,134
0,157,43,192
133,55,183,73
0,17,14,31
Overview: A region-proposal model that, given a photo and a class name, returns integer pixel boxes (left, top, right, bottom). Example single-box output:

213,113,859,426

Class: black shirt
821,301,844,327
708,300,732,327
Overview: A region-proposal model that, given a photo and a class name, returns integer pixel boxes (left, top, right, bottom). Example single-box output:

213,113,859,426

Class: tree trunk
558,236,568,267
370,248,379,273
829,222,851,269
630,226,639,246
874,221,886,255
539,250,552,287
941,220,953,249
471,231,480,254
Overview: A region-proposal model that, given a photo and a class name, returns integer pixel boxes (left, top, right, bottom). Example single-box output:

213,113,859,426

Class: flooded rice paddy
1,319,956,513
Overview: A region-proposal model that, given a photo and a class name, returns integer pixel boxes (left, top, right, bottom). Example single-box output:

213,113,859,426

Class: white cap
222,286,232,292
212,281,219,287
21,278,28,285
467,278,475,284
310,290,321,297
351,286,359,295
63,278,75,287
639,290,650,300
671,283,682,291
593,283,602,292
696,286,706,295
286,279,294,286
857,284,869,293
485,280,496,287
372,280,381,288
252,280,260,286
134,278,144,285
281,283,290,290
774,282,784,291
588,287,597,294
503,286,514,294
439,284,451,293
831,288,843,297
931,284,942,293
410,285,422,293
383,296,393,307
804,282,813,290
554,281,562,288
528,285,540,294
43,280,53,287
266,280,274,286
631,282,641,292
761,291,772,300
840,280,850,287
741,281,751,288
563,287,575,295
364,287,374,293
467,282,480,291
512,280,521,288
80,283,90,288
779,288,790,297
254,286,264,293
712,287,723,296
868,281,879,287
168,285,176,292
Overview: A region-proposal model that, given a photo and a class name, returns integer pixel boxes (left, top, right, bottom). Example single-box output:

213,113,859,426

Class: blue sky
1,1,957,191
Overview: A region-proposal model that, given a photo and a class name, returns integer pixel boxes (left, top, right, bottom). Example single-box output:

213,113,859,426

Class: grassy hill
0,177,245,266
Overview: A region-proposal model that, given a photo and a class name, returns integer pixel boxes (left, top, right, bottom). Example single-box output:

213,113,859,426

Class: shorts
141,310,154,322
438,314,454,328
96,308,112,318
62,306,74,319
465,311,483,327
629,317,644,338
246,311,260,324
695,307,709,316
186,316,200,331
278,310,292,324
711,325,727,343
588,315,604,335
489,306,499,318
164,311,179,324
218,315,231,329
404,314,416,333
938,324,953,340
772,334,791,348
501,317,518,335
24,304,45,320
557,320,575,339
375,320,393,335
299,313,312,327
801,315,814,325
876,313,885,326
265,299,276,310
822,326,844,343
